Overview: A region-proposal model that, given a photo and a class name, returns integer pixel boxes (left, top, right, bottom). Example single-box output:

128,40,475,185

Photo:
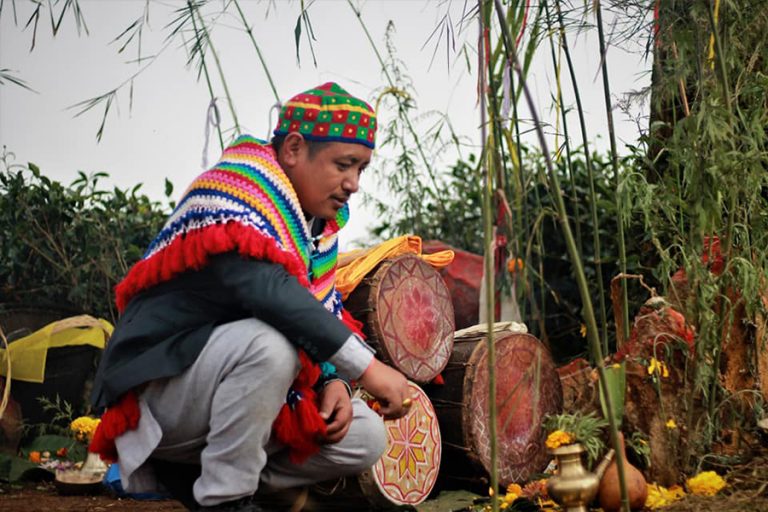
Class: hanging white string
202,97,221,169
266,101,282,142
502,61,512,124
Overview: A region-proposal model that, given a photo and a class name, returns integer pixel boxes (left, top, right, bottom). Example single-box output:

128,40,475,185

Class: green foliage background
0,152,171,323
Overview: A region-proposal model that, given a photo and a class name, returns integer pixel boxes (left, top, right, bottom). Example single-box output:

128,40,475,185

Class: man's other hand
317,380,353,444
358,359,411,420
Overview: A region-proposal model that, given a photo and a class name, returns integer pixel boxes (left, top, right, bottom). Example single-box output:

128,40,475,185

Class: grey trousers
115,317,387,507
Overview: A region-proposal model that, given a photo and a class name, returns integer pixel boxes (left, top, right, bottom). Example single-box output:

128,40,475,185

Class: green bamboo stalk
231,0,280,103
544,0,582,256
346,0,446,215
479,3,499,509
704,0,737,432
554,0,609,354
186,1,224,150
594,0,629,345
189,1,241,136
504,36,539,336
492,1,629,511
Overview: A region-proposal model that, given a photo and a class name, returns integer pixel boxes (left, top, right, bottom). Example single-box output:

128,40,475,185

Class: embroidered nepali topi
273,82,377,149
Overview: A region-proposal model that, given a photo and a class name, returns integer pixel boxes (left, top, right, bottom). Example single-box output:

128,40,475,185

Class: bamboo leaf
0,68,37,92
293,12,302,64
23,1,42,51
599,362,626,429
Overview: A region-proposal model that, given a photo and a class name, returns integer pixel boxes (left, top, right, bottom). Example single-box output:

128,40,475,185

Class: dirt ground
0,449,766,512
1,482,768,512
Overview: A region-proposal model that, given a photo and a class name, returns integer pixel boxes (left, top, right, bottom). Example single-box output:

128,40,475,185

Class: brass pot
546,443,600,512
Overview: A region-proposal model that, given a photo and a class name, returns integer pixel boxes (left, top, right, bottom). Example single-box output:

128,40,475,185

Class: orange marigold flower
545,430,574,450
29,451,41,464
507,257,524,274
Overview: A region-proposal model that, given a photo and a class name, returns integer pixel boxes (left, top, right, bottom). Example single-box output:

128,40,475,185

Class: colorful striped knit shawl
115,134,349,318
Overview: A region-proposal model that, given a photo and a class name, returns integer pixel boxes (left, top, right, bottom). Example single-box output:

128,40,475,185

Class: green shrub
0,150,172,323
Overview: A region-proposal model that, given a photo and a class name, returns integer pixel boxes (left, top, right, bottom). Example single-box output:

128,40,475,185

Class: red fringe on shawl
272,351,328,464
340,308,366,340
115,222,310,312
89,352,330,465
89,390,140,463
105,220,358,465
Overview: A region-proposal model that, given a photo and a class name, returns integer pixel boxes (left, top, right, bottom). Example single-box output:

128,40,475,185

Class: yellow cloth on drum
335,235,454,300
0,315,113,383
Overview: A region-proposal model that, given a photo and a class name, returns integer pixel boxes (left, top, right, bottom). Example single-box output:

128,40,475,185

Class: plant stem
190,1,241,137
187,1,224,150
554,0,609,355
544,1,582,257
493,1,629,510
480,3,499,509
346,0,446,215
506,47,534,330
594,0,629,347
704,0,736,433
231,0,280,104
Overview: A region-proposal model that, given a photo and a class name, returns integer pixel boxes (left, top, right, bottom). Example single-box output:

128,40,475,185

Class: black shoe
149,458,202,510
196,495,269,511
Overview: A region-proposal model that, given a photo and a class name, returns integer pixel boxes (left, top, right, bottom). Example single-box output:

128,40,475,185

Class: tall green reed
551,0,611,356
594,0,629,346
493,1,630,510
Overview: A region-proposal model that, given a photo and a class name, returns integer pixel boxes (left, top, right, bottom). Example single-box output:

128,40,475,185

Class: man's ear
278,132,306,169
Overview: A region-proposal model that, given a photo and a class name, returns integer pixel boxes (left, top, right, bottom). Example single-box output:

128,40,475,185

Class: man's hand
317,380,353,444
358,359,411,420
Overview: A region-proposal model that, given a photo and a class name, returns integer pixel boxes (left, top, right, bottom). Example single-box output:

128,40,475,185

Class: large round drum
426,330,563,487
344,255,455,383
311,381,441,510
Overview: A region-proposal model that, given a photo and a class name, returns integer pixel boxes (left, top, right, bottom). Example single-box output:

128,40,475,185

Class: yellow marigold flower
687,471,726,496
646,483,686,509
668,485,685,499
579,324,587,338
502,483,522,504
545,430,574,450
70,416,101,442
666,419,677,429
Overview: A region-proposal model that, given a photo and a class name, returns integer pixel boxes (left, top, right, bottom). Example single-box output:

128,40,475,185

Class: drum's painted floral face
279,133,371,220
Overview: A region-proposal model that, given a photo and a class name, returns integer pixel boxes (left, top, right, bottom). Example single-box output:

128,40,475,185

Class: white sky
0,0,652,249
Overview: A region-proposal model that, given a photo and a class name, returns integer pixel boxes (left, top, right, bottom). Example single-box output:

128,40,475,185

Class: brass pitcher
547,444,613,512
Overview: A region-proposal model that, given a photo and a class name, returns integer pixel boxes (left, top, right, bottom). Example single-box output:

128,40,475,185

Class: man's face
279,134,372,220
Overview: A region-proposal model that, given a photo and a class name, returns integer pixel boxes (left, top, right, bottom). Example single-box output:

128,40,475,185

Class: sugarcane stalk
493,1,630,510
594,0,629,346
554,0,609,354
479,3,499,509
